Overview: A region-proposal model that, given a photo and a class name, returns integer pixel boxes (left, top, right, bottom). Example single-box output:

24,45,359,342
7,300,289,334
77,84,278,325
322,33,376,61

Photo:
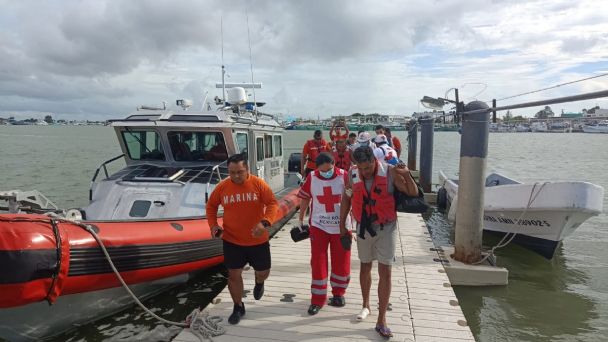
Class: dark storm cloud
4,0,477,77
2,0,604,117
3,0,470,113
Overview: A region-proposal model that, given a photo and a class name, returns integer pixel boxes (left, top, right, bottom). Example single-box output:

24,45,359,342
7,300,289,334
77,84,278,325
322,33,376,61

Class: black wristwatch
261,220,271,229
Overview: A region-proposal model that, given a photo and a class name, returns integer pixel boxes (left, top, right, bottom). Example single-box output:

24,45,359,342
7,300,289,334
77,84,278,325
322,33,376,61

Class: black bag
290,224,310,242
394,182,429,214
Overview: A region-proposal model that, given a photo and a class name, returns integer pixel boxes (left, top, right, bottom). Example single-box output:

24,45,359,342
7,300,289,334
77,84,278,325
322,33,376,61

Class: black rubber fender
437,187,448,210
288,153,302,173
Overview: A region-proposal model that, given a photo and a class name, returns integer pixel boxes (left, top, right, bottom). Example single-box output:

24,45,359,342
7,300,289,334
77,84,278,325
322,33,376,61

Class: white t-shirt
373,144,398,164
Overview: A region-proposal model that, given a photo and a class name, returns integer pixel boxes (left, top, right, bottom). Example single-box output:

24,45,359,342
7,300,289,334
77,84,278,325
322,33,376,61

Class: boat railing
205,160,228,203
89,154,125,200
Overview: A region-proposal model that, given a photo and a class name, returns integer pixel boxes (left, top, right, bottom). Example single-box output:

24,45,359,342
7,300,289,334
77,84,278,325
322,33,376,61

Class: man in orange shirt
301,130,331,178
206,153,278,325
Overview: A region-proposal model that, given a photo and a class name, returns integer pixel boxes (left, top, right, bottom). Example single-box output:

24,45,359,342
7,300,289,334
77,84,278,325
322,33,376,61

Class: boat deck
172,212,474,342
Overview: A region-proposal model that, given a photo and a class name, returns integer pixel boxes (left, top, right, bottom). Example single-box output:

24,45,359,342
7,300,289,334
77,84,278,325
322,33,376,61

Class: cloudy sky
1,0,607,120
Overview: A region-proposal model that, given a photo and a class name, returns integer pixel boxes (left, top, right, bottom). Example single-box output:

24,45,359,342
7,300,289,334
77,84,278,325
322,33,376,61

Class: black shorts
222,240,271,271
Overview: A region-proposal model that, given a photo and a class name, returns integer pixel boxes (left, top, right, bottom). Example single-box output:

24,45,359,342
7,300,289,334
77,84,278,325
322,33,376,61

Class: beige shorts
355,220,397,265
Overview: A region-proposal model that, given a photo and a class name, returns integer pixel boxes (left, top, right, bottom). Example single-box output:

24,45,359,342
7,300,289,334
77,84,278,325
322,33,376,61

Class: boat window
122,130,165,161
129,200,151,217
256,137,264,162
273,135,282,157
236,132,248,155
264,134,273,158
168,131,228,162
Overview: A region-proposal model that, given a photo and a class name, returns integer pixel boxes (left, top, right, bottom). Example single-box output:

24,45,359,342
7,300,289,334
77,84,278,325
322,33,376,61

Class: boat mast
245,9,257,116
221,16,226,104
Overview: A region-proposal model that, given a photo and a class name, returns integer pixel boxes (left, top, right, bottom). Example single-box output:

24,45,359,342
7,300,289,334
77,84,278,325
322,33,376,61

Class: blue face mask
319,168,334,179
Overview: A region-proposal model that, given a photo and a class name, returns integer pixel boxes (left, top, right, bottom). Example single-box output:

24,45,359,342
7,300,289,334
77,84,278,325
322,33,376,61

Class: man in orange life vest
339,146,418,338
297,152,352,315
301,130,331,178
206,153,278,325
332,138,352,171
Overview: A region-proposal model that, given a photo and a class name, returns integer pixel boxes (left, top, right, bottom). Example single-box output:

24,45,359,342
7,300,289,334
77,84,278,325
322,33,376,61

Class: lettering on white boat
484,215,551,227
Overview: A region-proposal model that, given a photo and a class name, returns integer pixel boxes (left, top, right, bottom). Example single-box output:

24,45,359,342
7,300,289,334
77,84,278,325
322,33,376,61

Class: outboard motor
288,153,302,173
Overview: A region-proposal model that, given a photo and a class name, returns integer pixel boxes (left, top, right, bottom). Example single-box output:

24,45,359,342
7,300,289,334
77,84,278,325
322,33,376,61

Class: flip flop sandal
375,325,393,338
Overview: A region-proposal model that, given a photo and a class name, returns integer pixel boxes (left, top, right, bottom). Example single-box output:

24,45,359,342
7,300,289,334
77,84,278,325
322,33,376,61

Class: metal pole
454,89,460,125
492,99,497,123
461,89,608,116
453,101,490,264
407,119,418,170
419,118,434,193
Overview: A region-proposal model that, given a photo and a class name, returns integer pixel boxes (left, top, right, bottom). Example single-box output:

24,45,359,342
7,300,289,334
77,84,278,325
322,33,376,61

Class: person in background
352,132,375,151
206,134,229,161
347,132,357,150
206,153,278,325
297,152,352,316
333,138,352,171
374,125,392,147
338,146,419,338
372,134,399,165
301,130,332,178
384,127,402,158
169,132,193,161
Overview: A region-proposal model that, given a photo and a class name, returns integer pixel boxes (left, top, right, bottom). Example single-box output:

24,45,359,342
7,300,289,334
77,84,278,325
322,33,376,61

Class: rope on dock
186,308,226,342
473,182,548,265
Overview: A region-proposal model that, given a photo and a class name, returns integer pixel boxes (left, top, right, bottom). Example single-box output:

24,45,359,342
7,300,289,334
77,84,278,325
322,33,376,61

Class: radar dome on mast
227,87,247,104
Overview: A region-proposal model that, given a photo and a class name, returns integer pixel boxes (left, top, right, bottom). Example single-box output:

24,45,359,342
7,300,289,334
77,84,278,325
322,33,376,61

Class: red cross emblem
316,186,341,212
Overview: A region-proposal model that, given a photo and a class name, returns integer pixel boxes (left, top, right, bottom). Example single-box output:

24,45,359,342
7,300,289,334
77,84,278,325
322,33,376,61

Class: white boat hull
582,125,608,133
439,171,604,258
0,274,189,342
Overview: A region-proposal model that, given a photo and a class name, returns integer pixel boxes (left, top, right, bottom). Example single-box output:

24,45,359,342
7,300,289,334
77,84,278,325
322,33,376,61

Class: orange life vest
333,148,352,171
305,139,330,169
351,161,396,226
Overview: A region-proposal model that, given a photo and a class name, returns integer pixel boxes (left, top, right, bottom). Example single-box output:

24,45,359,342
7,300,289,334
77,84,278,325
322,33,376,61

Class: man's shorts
222,240,271,271
356,220,397,265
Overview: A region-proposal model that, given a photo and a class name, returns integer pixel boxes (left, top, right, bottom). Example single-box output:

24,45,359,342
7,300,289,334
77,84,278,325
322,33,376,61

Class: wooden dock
173,212,475,342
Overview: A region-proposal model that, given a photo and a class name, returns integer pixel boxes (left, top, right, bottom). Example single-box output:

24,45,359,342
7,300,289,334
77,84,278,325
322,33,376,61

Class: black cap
314,130,322,135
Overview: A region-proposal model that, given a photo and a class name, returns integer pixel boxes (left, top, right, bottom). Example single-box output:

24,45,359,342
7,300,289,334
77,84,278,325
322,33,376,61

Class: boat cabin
85,106,295,221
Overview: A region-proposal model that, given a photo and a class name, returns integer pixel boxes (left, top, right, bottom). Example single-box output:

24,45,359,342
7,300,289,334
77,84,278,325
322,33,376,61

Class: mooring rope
29,214,226,341
473,181,549,265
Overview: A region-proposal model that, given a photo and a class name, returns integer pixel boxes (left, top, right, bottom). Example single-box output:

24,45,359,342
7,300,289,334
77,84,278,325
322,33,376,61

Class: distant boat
582,121,608,133
434,124,460,132
547,121,572,133
530,122,548,132
438,171,604,259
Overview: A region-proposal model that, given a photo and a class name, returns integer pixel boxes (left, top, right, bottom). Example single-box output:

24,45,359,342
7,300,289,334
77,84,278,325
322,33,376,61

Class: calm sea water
0,126,607,342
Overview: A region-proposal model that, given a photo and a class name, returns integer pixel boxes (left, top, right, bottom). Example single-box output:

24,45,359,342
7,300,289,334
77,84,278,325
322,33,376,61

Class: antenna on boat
221,16,226,105
245,8,257,116
201,90,209,111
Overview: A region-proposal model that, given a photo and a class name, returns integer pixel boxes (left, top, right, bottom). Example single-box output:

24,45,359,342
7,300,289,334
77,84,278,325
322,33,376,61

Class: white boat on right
438,171,604,259
583,120,608,133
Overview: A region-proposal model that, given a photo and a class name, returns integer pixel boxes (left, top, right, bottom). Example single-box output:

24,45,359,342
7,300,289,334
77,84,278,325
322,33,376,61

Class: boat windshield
121,130,165,161
168,131,228,162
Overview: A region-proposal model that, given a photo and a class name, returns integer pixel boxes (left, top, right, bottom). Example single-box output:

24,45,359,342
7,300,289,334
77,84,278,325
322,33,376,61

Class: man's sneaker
228,302,245,325
253,282,265,300
356,307,370,321
307,304,321,315
328,296,346,307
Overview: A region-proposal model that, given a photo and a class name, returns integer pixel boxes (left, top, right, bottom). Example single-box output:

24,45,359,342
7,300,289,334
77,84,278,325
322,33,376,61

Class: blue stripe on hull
484,230,561,259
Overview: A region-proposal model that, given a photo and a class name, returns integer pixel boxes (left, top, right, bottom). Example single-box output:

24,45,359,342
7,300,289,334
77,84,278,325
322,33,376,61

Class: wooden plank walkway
173,213,475,342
